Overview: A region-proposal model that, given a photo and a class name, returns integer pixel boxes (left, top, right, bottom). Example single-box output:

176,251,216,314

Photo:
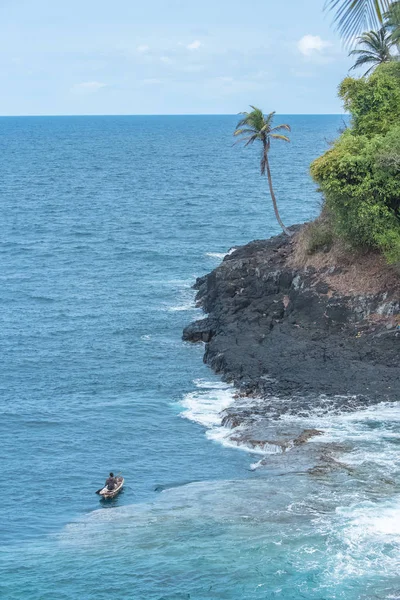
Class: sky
0,0,355,115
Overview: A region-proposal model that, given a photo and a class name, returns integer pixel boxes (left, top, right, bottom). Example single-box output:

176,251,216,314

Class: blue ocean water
1,115,399,599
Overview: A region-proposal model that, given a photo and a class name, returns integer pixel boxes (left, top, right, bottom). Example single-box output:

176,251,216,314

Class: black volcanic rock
183,228,400,411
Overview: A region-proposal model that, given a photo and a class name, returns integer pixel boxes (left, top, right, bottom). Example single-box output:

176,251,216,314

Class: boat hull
99,477,124,498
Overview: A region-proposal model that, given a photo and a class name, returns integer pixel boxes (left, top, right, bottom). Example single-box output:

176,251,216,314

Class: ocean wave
181,378,400,482
205,248,236,261
180,381,234,429
162,280,199,312
167,303,198,312
50,478,400,598
326,499,400,583
180,381,284,455
278,399,400,471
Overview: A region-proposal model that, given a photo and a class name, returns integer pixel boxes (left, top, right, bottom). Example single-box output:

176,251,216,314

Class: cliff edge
183,226,400,419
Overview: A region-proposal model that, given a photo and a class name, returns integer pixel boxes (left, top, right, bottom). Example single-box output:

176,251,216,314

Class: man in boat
105,472,117,491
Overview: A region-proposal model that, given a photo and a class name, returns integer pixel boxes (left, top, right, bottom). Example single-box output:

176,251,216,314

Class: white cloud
71,81,107,94
187,40,202,50
297,35,331,56
137,45,150,53
160,56,173,64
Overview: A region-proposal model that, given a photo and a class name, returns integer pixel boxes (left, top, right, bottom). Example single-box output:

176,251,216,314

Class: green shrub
339,62,400,136
311,63,400,264
375,125,400,174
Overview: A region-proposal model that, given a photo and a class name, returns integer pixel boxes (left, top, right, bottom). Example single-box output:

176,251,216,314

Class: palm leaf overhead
325,0,390,44
234,107,292,236
385,1,400,44
349,27,394,75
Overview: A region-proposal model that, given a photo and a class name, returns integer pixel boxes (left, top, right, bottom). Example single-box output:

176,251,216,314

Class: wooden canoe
98,476,124,499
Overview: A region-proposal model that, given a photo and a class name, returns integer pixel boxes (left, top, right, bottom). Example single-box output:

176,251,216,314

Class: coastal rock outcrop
183,227,400,416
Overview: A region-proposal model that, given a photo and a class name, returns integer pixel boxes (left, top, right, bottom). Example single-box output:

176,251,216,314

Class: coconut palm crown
234,107,291,236
349,27,395,75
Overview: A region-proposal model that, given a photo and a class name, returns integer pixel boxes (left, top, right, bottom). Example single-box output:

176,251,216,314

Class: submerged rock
293,428,323,446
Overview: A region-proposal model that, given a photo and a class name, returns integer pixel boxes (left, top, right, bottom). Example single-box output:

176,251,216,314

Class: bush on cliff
310,62,400,264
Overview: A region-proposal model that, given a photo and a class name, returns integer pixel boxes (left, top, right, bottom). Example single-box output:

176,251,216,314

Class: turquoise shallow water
1,115,399,599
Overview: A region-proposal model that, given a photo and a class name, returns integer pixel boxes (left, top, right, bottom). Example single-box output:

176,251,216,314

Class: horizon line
0,112,347,118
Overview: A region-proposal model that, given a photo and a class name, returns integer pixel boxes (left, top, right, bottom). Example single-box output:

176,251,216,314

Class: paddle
95,472,122,494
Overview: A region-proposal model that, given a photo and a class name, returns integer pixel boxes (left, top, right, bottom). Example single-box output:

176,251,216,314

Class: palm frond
384,1,400,44
270,134,291,142
349,45,383,55
262,110,276,126
360,63,379,75
233,127,259,136
351,53,380,66
270,124,291,133
324,0,390,45
244,136,259,147
233,134,259,146
235,113,253,129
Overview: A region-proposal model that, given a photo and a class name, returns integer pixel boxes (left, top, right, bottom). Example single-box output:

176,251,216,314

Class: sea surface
1,115,399,599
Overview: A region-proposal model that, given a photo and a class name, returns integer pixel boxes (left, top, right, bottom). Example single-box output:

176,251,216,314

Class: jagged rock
183,227,400,405
182,318,215,343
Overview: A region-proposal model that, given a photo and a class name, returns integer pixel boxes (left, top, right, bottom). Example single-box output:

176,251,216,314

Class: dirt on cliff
289,225,400,298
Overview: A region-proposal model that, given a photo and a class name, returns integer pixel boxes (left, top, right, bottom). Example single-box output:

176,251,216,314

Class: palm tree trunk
264,154,292,237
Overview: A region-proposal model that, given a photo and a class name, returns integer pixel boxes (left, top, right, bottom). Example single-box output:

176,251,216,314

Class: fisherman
105,472,117,491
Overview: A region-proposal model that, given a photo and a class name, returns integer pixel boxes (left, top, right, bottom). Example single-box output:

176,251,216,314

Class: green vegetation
233,107,292,236
310,61,400,263
385,0,400,44
349,28,395,76
302,216,335,255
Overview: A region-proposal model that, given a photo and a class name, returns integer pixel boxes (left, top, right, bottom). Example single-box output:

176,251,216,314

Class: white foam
164,279,193,287
206,426,272,454
180,381,285,455
167,303,198,312
180,381,234,428
205,248,236,261
327,499,400,581
179,379,269,452
165,282,199,312
277,399,400,467
343,503,400,537
193,378,231,389
205,252,227,260
182,380,400,478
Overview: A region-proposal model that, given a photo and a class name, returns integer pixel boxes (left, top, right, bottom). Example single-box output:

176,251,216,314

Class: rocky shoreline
183,226,400,462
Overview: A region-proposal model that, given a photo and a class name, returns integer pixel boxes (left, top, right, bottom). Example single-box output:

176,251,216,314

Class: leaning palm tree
234,107,291,236
349,27,394,75
325,0,390,45
385,1,400,45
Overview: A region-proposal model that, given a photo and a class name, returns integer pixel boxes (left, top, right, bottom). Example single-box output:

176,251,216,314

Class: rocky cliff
183,227,400,424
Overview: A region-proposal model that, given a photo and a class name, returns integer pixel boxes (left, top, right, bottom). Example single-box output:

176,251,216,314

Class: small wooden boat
98,476,124,499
